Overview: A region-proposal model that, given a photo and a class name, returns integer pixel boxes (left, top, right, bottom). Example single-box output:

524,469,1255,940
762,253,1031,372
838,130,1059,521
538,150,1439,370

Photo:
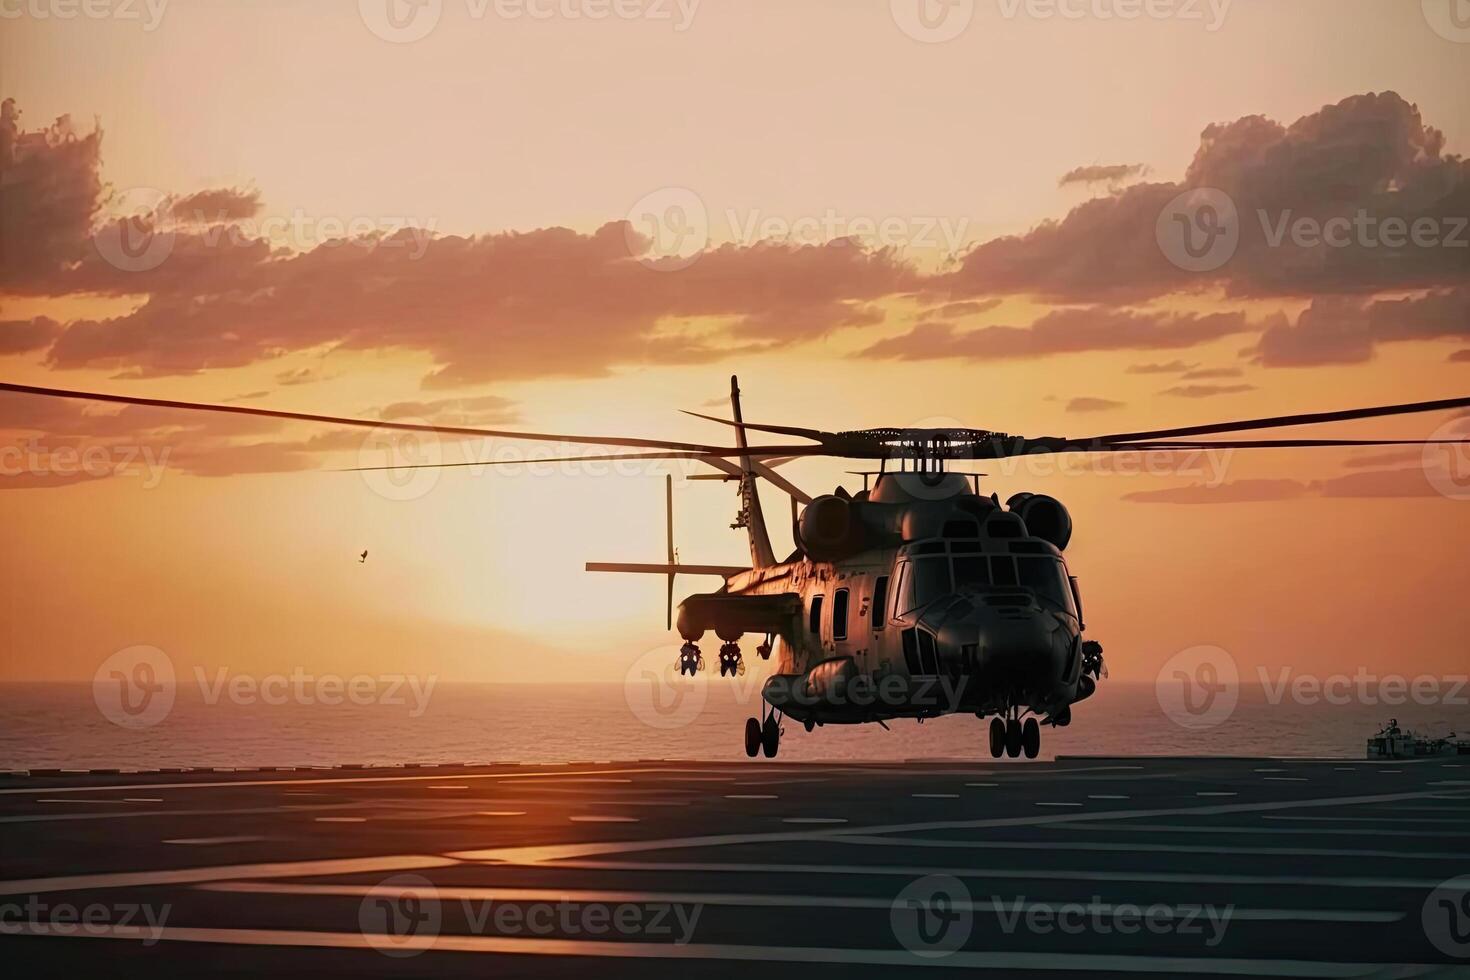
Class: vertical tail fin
731,376,777,568
665,474,675,630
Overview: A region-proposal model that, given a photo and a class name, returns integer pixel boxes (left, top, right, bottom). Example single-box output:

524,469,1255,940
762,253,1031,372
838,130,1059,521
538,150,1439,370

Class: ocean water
3,680,1467,769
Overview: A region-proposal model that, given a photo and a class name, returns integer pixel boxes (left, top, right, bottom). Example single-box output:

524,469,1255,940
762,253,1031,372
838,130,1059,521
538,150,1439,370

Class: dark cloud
1253,288,1470,367
943,93,1469,305
0,316,61,355
1160,383,1257,398
1181,366,1244,380
1317,466,1442,498
859,308,1262,363
1066,397,1125,413
0,99,103,291
1126,360,1199,375
378,393,519,426
169,187,261,224
918,299,1001,321
1058,163,1149,187
1123,479,1309,504
1124,466,1453,504
1341,449,1423,469
1451,349,1470,363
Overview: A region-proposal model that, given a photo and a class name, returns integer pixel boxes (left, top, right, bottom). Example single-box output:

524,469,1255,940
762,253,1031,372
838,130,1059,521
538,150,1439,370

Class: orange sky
2,0,1469,684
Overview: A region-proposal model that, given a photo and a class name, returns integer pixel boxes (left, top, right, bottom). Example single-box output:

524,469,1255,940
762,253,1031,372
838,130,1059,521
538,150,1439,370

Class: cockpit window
990,555,1019,587
1017,557,1077,616
906,558,952,613
953,556,991,589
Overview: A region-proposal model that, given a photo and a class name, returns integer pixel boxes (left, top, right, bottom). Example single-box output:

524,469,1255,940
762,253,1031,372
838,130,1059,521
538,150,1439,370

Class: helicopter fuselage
677,471,1103,731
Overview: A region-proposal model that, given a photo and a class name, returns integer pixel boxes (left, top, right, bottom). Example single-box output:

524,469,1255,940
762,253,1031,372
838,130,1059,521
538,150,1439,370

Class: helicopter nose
936,600,1072,692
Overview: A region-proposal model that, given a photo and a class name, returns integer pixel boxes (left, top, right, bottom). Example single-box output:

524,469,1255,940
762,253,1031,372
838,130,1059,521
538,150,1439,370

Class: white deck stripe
1,923,1427,976
536,857,1469,891
827,833,1470,861
200,881,1406,923
0,855,458,897
447,786,1470,864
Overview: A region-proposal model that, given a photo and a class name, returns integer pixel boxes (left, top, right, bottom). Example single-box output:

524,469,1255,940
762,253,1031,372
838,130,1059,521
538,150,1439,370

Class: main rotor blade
1109,438,1470,450
681,411,830,443
0,381,724,454
340,450,793,474
1088,395,1470,445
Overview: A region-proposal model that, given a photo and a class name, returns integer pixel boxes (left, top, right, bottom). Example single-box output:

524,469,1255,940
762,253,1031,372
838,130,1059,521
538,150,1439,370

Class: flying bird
358,550,368,563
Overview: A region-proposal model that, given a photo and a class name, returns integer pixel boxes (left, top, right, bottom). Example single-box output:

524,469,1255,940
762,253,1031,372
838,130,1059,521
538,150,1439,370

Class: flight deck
3,757,1469,977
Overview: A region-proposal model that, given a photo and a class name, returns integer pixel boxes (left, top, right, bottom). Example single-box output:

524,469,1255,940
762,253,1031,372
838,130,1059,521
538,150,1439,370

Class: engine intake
1007,493,1073,550
797,495,868,561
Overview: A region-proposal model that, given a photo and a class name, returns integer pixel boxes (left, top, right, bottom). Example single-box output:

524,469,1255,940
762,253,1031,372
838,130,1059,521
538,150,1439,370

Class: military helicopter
3,377,1469,760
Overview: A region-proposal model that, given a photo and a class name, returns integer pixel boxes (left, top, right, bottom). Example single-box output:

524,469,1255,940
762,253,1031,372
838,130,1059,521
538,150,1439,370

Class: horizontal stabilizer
586,562,748,578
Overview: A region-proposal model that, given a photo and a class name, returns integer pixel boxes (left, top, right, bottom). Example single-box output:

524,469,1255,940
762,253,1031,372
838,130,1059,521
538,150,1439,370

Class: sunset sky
3,0,1469,685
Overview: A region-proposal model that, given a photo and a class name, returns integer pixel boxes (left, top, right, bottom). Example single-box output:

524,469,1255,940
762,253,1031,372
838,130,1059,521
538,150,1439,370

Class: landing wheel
743,717,761,758
988,717,1006,759
761,715,780,758
804,719,815,733
1005,718,1023,758
1022,717,1041,760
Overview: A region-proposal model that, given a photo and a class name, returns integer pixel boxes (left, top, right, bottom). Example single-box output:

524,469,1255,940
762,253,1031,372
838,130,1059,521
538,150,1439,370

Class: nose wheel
743,709,781,758
989,712,1042,760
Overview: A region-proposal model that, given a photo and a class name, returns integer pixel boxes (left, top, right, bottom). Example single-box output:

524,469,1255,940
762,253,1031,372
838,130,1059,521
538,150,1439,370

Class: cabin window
990,555,1019,587
1017,557,1077,615
952,556,991,589
832,589,850,641
809,594,824,635
871,576,889,629
891,562,909,618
